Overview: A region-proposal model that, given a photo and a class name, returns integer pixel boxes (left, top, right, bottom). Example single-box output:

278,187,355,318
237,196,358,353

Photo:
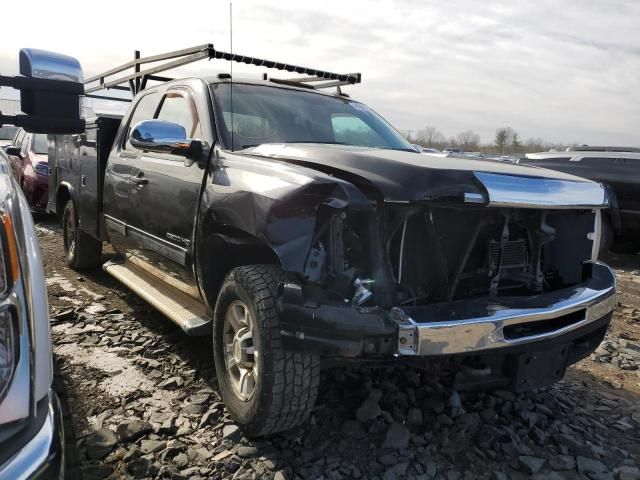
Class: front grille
489,239,528,271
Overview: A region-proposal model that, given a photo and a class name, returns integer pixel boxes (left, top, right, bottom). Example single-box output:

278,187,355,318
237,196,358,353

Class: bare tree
415,126,446,147
456,130,481,151
510,130,521,152
495,128,510,153
495,126,520,153
525,137,544,152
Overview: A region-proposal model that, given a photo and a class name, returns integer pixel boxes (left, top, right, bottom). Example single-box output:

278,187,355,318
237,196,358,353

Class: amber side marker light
1,212,20,289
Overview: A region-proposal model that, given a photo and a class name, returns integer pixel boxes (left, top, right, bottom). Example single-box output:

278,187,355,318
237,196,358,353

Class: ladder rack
84,44,361,102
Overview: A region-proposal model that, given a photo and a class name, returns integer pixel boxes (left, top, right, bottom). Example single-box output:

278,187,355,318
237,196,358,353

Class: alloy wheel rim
223,300,258,401
65,213,76,257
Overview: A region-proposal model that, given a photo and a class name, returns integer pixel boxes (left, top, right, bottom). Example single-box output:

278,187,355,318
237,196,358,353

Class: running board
103,259,212,336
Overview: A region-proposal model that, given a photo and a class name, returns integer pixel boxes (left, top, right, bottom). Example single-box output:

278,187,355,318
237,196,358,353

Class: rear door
126,88,208,274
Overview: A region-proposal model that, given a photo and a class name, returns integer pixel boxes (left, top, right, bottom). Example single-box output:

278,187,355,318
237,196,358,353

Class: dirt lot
36,218,640,480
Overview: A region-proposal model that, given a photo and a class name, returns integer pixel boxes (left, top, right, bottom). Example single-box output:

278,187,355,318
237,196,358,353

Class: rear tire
213,265,320,437
62,199,102,270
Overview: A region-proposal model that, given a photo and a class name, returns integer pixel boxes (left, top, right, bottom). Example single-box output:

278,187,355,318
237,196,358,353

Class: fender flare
55,181,78,215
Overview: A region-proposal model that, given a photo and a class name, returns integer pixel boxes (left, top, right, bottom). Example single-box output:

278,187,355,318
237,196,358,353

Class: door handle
132,172,149,185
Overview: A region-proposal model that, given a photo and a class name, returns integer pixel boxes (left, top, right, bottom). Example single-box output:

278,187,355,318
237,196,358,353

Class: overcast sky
1,0,638,145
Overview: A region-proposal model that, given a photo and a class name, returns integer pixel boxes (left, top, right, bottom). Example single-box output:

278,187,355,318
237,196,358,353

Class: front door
125,88,208,277
103,91,161,252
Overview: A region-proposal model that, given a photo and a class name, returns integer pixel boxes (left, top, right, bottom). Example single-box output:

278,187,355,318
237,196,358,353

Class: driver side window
156,93,201,139
124,92,160,150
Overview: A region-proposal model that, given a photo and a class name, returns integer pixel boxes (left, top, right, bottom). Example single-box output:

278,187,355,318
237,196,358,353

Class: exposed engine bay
305,205,598,308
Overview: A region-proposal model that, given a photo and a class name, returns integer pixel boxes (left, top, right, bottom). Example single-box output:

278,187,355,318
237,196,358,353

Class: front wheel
213,265,320,437
62,199,102,270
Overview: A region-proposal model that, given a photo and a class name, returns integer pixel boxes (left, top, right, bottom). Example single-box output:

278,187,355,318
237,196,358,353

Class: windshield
32,134,48,154
211,83,413,152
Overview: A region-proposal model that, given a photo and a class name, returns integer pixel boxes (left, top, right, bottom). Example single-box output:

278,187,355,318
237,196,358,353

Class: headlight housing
0,212,20,403
34,162,49,176
0,311,16,402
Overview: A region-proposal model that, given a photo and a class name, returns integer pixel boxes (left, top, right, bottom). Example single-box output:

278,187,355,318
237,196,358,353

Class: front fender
197,153,373,273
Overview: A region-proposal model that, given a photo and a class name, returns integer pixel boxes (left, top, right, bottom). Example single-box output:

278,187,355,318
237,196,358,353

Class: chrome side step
103,258,212,336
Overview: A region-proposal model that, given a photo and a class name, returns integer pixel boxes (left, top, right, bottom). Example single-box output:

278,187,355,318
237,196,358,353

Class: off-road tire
213,265,320,437
62,199,102,270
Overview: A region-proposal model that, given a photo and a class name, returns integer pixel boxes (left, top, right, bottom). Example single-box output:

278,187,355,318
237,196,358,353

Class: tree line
404,126,573,154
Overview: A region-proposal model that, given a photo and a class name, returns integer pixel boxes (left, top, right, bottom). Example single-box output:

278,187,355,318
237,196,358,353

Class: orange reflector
1,213,20,284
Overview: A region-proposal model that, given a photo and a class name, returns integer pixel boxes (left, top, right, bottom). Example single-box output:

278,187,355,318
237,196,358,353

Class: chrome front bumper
0,390,64,480
393,262,616,356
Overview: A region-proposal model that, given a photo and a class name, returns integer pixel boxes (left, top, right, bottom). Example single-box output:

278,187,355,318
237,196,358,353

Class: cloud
0,0,637,145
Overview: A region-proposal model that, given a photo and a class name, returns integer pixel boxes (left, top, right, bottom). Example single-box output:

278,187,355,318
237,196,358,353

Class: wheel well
196,226,281,310
56,186,72,224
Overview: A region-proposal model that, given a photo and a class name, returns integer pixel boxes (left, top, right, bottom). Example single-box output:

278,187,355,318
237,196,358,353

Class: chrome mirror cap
130,120,192,156
19,49,83,83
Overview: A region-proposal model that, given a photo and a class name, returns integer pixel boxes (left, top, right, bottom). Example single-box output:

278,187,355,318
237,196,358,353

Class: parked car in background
443,147,463,154
5,128,50,211
0,126,18,149
421,147,441,154
520,147,640,251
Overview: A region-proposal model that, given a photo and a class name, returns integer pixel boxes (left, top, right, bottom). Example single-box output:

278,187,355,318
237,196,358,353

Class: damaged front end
278,170,616,378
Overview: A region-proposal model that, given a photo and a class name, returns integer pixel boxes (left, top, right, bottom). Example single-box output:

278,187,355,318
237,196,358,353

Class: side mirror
130,120,202,160
0,49,85,134
5,146,21,158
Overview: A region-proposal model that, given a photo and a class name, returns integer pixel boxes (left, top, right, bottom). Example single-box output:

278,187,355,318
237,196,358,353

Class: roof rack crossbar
84,44,361,97
84,94,132,103
210,50,360,83
309,78,361,90
281,76,328,83
84,44,212,84
85,50,210,94
107,85,132,92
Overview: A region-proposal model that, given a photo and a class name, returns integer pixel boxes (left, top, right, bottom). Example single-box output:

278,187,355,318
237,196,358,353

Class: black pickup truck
48,45,616,437
521,147,640,251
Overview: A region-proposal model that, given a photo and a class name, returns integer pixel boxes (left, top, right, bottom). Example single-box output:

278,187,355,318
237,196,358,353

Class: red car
5,128,49,211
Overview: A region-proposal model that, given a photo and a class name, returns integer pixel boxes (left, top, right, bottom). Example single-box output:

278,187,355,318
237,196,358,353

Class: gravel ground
36,219,640,480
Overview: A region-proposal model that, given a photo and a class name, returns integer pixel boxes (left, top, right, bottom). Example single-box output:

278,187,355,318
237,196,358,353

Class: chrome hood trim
473,171,608,209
